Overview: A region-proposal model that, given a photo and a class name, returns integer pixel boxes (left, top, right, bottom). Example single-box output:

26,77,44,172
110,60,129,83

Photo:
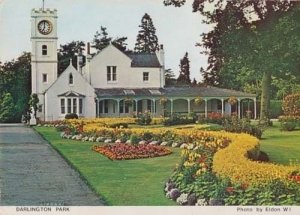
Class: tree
165,68,176,86
58,41,85,75
134,13,159,53
0,52,31,122
191,78,198,86
92,26,112,51
177,52,191,85
163,0,299,119
219,7,300,119
0,93,16,122
92,26,130,52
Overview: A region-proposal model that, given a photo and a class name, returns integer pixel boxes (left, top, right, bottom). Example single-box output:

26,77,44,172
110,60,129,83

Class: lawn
260,122,300,165
35,127,179,206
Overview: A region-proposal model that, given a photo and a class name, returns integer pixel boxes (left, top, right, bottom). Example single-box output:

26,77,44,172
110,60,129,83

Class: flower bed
213,133,299,185
93,143,172,160
39,118,300,205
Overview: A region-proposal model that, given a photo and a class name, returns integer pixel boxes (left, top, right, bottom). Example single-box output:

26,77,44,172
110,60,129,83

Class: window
104,100,109,113
147,100,152,112
143,72,149,81
42,74,47,83
60,99,65,114
119,100,124,113
69,73,73,85
73,98,77,113
42,45,47,55
79,98,83,114
107,66,117,81
99,101,103,114
67,98,72,113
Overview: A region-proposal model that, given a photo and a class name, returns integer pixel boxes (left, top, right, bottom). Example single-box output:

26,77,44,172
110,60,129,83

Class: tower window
42,74,48,83
42,45,48,55
107,66,117,81
143,72,149,81
69,73,73,84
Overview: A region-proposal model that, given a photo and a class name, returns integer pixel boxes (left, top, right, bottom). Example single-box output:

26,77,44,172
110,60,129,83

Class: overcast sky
0,0,212,81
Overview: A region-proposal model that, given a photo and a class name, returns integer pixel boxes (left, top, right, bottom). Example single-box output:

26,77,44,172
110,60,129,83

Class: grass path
35,127,178,206
260,122,300,165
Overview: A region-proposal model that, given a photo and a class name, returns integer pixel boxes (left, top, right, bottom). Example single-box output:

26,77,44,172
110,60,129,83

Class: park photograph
0,0,300,214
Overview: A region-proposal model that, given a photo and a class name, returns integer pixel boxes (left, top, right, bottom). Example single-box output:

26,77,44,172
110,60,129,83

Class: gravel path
0,123,104,206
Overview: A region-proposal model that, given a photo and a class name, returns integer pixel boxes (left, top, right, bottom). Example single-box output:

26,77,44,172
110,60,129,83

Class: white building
31,8,257,121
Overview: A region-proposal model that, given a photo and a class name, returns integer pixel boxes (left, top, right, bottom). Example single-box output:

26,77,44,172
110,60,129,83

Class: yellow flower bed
212,133,299,185
62,118,300,185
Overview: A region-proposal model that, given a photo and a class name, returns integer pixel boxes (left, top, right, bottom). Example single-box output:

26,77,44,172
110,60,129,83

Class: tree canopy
0,52,31,122
177,52,191,85
134,13,159,53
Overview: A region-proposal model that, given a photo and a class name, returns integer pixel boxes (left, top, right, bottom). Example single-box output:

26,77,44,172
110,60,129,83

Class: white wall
45,65,96,121
88,45,163,89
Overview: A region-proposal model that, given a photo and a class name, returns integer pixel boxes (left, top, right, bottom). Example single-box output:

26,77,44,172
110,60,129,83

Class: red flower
226,187,234,193
92,143,172,160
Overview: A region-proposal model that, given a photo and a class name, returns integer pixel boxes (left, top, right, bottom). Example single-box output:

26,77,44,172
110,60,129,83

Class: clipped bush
282,93,300,118
65,113,78,119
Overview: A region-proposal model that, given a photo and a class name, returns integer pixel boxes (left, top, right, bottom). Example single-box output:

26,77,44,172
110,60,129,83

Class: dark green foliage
134,13,159,53
29,93,39,118
0,52,31,122
58,41,85,75
65,113,78,119
176,52,191,85
129,134,140,145
269,100,283,118
163,114,194,126
222,115,264,139
165,68,176,86
91,26,130,53
0,93,16,122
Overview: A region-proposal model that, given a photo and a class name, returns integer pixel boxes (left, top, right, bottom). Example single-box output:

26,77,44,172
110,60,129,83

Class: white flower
196,199,207,206
176,193,188,205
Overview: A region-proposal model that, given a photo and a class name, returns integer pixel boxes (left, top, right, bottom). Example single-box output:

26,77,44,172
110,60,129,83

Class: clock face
38,20,52,35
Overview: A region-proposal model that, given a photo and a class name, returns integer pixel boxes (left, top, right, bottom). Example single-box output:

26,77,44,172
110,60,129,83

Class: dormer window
69,73,73,85
42,45,47,55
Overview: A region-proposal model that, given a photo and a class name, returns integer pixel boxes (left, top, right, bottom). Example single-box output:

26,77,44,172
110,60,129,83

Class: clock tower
31,8,58,120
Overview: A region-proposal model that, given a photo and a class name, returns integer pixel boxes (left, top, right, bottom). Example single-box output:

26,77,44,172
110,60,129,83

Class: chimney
157,44,165,88
86,42,92,84
77,49,83,74
159,44,165,68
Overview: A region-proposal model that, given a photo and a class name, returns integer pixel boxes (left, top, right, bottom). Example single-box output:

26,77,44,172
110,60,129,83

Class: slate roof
95,86,255,98
126,53,161,68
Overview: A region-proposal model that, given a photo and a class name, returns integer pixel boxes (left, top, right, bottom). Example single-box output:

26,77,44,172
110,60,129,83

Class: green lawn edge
34,126,178,206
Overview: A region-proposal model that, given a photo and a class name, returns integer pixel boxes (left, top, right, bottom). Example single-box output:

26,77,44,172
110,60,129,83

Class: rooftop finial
69,58,72,65
42,0,45,11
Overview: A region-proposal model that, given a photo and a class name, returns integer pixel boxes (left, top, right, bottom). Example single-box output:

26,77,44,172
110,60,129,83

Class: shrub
222,115,264,139
129,134,140,145
282,93,300,118
197,112,225,125
136,111,152,125
65,113,78,119
163,113,194,126
108,122,128,128
279,116,297,131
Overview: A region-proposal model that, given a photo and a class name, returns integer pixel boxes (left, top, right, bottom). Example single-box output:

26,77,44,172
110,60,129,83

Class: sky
0,0,212,81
